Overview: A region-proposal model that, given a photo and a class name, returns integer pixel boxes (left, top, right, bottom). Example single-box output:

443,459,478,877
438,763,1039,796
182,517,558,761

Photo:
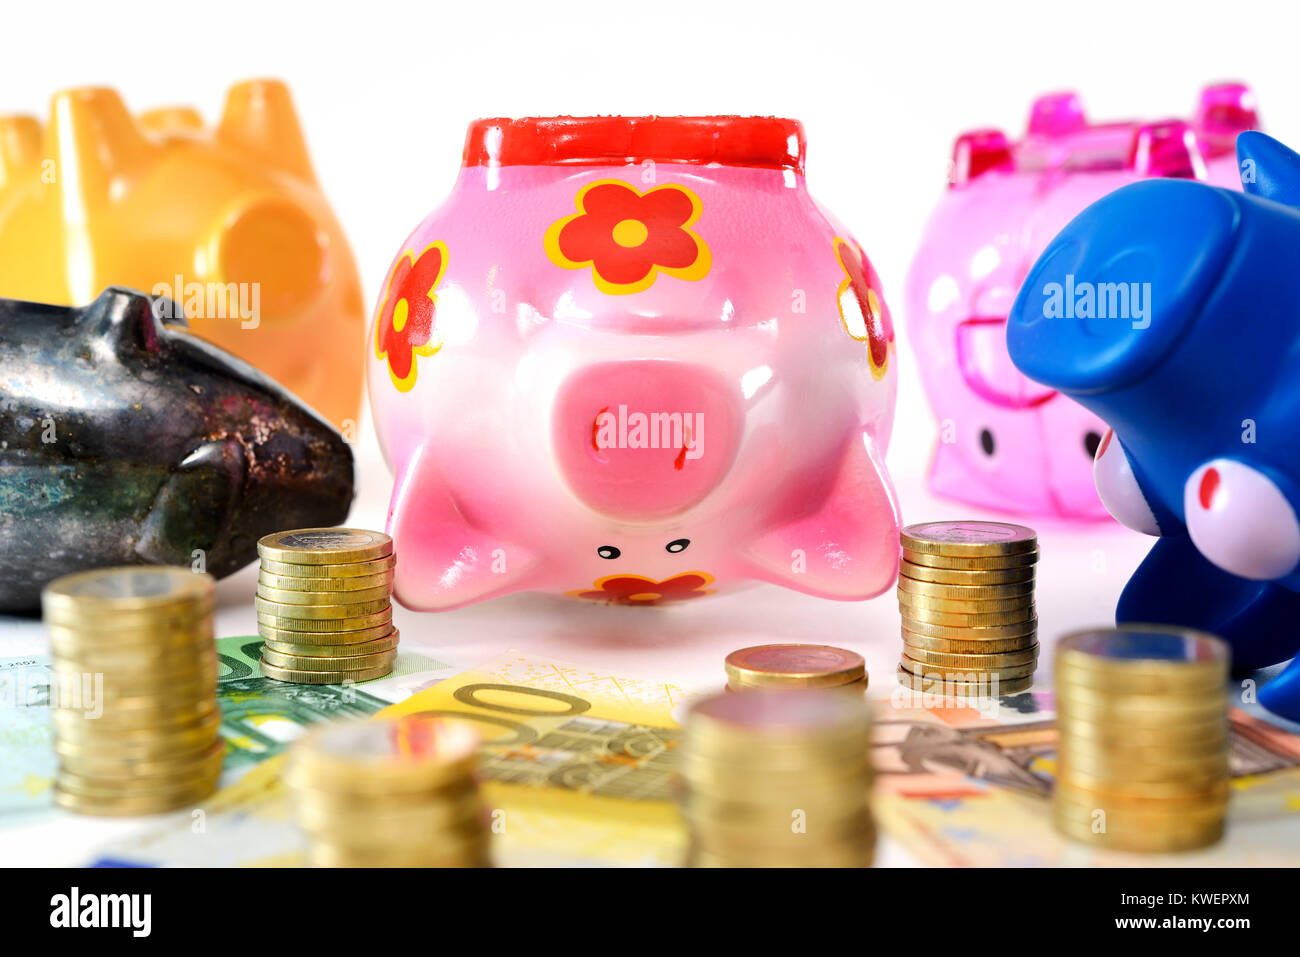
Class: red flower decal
568,572,714,605
544,180,711,295
834,236,893,380
374,241,449,392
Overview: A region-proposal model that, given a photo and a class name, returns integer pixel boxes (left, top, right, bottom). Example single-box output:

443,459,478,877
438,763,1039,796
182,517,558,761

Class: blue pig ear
1237,131,1300,206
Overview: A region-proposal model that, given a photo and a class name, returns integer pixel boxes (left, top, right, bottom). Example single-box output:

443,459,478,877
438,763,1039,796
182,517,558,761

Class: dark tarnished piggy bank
0,287,354,611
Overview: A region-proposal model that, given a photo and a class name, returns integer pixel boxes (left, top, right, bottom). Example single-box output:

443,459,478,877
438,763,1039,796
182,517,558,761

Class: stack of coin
287,715,489,867
42,567,224,815
724,644,866,695
256,528,398,684
896,521,1039,697
1053,626,1230,853
679,690,875,867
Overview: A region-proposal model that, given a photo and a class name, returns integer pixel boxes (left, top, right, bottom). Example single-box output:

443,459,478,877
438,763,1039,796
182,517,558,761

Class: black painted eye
979,428,995,456
597,545,621,560
665,538,690,553
1084,431,1103,459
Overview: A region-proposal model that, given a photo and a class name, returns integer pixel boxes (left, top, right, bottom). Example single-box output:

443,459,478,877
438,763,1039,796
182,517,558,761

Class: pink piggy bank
905,84,1257,519
367,116,901,611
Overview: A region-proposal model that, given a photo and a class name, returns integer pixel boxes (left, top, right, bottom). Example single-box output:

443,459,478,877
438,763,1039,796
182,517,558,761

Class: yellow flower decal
834,236,894,380
544,179,711,295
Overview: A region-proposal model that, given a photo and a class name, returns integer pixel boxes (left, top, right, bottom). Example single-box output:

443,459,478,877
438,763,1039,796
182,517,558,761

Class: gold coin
685,691,870,752
298,803,487,847
901,629,1039,654
900,521,1037,557
1056,661,1226,697
895,665,1033,696
256,584,392,606
258,621,396,646
53,779,219,817
44,608,215,640
1058,748,1229,783
900,604,1037,627
897,577,1034,601
42,566,215,616
256,609,393,632
287,716,480,794
254,595,391,619
724,644,865,689
902,548,1038,570
1055,685,1226,722
1056,766,1228,798
50,645,218,678
58,738,227,780
263,631,401,658
53,709,221,754
1052,785,1228,820
257,528,393,565
258,570,393,593
685,806,873,846
308,837,488,869
899,561,1035,585
259,659,395,684
259,554,397,579
687,831,875,868
1058,719,1229,749
1054,778,1230,810
900,654,1036,680
260,647,396,672
1051,808,1224,852
902,644,1039,670
902,617,1037,640
53,694,217,726
898,591,1035,614
726,676,867,695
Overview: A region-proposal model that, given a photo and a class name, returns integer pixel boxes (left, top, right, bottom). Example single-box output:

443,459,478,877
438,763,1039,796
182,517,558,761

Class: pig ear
742,431,900,599
1237,131,1300,206
387,447,539,611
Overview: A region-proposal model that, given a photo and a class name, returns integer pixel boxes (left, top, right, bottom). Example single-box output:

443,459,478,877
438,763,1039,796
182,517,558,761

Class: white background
3,0,1296,864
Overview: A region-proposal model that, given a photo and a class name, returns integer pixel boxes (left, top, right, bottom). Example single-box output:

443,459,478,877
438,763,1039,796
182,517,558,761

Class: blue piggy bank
1007,131,1300,721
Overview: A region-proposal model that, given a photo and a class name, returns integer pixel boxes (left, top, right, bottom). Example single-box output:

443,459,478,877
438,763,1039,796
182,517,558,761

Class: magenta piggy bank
367,116,900,611
906,83,1257,519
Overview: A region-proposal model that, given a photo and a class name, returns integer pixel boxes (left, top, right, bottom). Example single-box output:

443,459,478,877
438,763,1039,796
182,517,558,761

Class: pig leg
743,431,900,600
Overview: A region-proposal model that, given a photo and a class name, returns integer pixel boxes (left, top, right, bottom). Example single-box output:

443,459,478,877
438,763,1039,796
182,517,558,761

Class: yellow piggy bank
0,79,363,432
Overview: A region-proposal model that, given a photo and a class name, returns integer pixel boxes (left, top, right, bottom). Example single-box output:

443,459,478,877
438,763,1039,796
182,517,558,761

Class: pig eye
597,545,621,560
1093,428,1160,536
1184,459,1300,580
666,538,690,553
1084,431,1103,458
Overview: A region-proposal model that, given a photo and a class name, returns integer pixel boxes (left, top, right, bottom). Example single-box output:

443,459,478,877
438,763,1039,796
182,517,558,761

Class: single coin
257,528,392,565
902,617,1037,640
262,631,400,658
900,654,1036,681
254,595,391,619
902,548,1038,570
897,577,1034,601
902,644,1038,669
53,780,218,817
42,566,214,616
901,629,1039,654
900,521,1037,557
58,738,226,780
258,621,396,645
898,591,1035,614
895,665,1033,696
899,561,1035,585
256,585,391,606
256,609,393,632
259,554,397,579
287,715,480,793
260,647,396,672
258,571,393,593
259,659,394,684
724,644,865,689
899,604,1037,628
